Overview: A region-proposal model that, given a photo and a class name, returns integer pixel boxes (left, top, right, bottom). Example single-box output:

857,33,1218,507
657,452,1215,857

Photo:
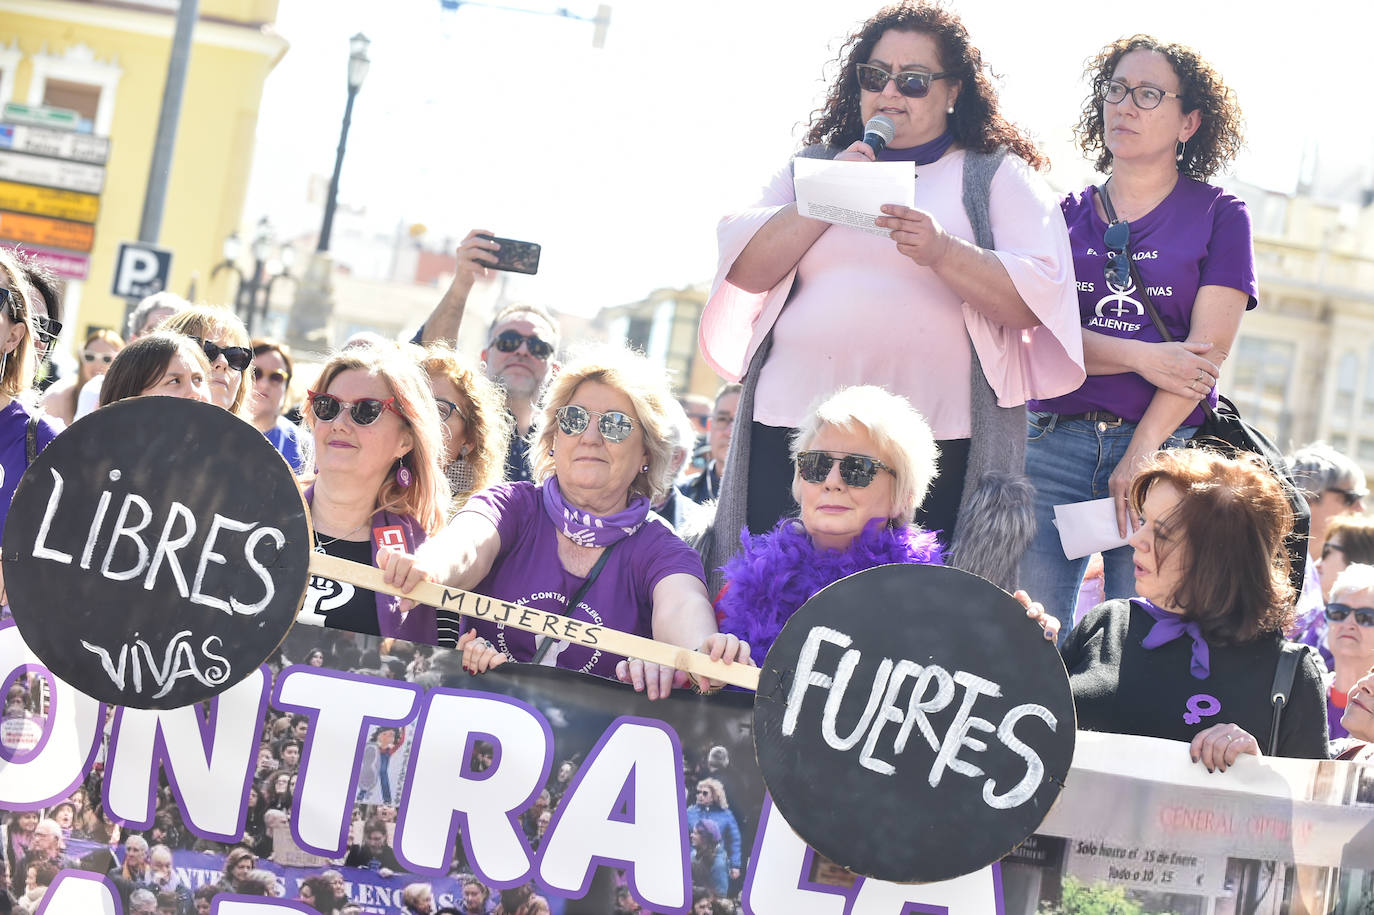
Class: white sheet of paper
792,157,916,237
1052,497,1131,560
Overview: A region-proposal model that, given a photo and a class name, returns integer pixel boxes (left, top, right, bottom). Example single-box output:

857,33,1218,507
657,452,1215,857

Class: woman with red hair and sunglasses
699,2,1083,595
1022,35,1255,638
297,345,449,638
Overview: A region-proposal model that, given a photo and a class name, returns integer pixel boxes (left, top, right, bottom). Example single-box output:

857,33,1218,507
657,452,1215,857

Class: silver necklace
313,518,371,554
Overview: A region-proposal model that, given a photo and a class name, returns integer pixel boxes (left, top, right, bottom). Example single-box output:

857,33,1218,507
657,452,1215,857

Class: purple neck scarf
541,476,650,548
877,131,954,166
1134,598,1211,679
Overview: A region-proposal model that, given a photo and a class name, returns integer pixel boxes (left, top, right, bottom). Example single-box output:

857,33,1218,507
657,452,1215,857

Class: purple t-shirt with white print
453,480,706,680
1030,178,1257,424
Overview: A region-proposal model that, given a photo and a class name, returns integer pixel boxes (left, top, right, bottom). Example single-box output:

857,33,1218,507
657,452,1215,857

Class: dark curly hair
1076,35,1244,181
802,2,1046,169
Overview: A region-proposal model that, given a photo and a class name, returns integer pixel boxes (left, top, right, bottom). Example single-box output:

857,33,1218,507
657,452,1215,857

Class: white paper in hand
792,157,916,236
1053,497,1131,560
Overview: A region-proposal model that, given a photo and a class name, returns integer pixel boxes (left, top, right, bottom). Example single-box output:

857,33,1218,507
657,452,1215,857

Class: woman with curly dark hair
1062,449,1328,764
1023,36,1256,635
699,2,1083,582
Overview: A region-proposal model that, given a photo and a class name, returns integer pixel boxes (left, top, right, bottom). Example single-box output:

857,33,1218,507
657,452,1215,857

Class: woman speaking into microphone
699,1,1083,585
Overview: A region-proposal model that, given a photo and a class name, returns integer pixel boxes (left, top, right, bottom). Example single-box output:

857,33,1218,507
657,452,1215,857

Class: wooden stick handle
308,553,761,691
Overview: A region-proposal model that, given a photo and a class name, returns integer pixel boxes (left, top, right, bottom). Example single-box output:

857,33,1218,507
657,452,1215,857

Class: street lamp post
318,33,371,253
288,33,370,353
214,217,296,336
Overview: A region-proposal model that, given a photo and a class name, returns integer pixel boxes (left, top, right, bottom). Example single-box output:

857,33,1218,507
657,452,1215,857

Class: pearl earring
1176,139,1186,162
947,105,954,114
640,464,650,473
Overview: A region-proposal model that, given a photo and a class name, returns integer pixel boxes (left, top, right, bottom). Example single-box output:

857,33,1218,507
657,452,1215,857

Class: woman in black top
1062,448,1328,765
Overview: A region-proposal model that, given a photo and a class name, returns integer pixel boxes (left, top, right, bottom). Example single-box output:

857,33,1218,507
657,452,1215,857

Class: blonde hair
790,386,939,521
161,305,253,414
305,345,450,534
0,249,37,399
530,344,678,504
419,344,512,503
696,777,729,809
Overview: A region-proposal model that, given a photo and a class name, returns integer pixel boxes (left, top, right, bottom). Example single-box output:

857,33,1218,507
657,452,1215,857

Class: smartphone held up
477,234,541,275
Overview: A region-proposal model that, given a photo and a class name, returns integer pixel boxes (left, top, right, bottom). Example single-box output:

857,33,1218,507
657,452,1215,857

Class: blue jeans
1021,413,1197,638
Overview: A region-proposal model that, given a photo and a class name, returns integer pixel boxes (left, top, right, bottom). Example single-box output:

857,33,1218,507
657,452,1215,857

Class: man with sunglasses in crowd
481,304,560,482
681,383,741,505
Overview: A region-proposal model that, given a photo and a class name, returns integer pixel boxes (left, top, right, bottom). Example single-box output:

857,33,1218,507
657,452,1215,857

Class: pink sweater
699,149,1085,439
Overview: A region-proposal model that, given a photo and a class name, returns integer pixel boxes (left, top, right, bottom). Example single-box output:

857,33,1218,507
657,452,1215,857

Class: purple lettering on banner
32,871,120,915
0,623,104,809
272,666,421,857
211,893,316,914
1183,694,1222,725
742,796,1003,915
536,716,689,913
103,667,270,840
0,665,57,764
392,688,552,886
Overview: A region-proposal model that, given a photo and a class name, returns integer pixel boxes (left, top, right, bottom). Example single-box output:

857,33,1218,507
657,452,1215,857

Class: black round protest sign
2,397,309,709
754,563,1075,883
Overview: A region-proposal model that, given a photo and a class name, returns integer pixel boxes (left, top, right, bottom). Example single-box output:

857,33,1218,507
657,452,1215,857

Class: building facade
0,0,285,344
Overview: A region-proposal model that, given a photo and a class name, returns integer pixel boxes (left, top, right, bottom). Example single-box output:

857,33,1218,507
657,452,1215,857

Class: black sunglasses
191,337,252,372
435,398,463,422
1327,487,1367,508
491,330,554,361
34,315,61,341
1103,220,1131,291
796,450,894,488
556,404,635,443
307,390,402,426
1325,603,1374,627
856,63,954,99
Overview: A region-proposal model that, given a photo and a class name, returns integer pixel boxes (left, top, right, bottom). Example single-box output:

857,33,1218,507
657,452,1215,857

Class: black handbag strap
531,541,617,663
1267,642,1302,756
1098,183,1217,424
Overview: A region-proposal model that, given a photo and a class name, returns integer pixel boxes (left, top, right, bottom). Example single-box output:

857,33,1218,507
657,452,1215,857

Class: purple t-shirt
1030,178,1257,424
454,481,706,679
0,401,59,537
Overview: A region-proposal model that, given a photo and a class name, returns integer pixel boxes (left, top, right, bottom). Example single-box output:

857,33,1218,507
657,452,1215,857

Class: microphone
862,115,895,156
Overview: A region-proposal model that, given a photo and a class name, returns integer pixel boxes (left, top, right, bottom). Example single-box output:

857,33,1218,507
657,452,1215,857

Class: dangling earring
395,459,413,489
1176,139,1186,163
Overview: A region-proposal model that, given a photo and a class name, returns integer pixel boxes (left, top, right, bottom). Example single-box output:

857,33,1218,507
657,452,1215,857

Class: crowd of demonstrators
1021,35,1255,637
78,292,189,416
698,1,1083,594
99,332,213,406
39,328,124,425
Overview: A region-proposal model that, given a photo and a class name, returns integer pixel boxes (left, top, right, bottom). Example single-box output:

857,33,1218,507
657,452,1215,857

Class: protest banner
0,619,1372,914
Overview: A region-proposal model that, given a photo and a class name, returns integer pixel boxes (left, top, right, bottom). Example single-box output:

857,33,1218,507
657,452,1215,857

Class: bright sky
244,0,1374,318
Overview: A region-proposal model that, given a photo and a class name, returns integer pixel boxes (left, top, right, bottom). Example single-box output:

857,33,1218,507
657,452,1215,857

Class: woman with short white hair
717,385,1055,661
1325,564,1374,740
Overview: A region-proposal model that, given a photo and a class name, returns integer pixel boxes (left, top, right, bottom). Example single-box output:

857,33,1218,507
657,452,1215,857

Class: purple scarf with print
541,476,651,548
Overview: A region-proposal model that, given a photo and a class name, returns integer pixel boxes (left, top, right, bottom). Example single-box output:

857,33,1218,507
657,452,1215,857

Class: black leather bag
1099,186,1310,599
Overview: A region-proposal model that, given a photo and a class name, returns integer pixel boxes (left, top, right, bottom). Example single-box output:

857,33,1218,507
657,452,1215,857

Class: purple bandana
877,131,954,166
1134,598,1211,680
541,476,650,548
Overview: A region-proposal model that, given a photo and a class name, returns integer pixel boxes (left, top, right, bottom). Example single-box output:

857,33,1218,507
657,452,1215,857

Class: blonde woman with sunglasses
379,344,751,699
40,328,124,425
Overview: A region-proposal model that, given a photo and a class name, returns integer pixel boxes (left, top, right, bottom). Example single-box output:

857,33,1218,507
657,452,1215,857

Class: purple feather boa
716,518,944,661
